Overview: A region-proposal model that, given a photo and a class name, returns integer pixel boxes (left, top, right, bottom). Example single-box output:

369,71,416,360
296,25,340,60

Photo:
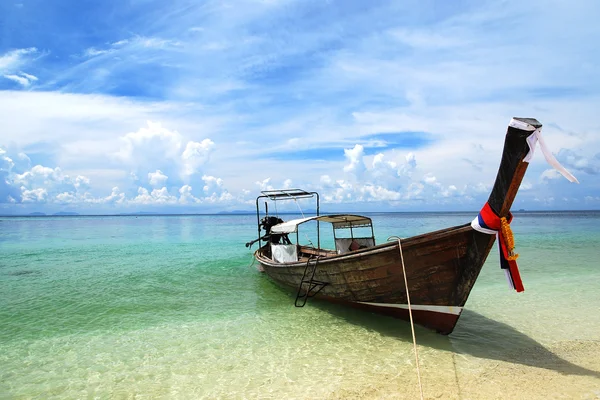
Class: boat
245,118,578,334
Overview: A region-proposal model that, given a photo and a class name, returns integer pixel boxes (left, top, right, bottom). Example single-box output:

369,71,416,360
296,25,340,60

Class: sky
1,0,599,215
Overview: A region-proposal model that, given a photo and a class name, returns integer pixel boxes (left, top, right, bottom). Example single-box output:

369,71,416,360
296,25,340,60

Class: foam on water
1,213,599,398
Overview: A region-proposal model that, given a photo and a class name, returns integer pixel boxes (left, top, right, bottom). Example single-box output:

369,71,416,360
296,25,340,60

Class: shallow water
1,212,599,399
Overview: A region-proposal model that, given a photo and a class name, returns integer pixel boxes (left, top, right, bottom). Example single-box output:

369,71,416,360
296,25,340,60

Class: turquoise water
1,213,599,399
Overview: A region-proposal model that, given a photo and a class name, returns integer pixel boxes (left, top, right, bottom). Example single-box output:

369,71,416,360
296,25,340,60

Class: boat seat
335,238,375,254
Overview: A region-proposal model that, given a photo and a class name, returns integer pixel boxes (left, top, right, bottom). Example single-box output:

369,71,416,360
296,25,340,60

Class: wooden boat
246,118,577,334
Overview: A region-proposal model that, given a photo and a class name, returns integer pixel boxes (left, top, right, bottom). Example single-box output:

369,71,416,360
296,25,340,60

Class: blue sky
1,0,599,214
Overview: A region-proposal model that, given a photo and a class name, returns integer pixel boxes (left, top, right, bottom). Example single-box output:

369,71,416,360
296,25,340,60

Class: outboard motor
260,216,291,245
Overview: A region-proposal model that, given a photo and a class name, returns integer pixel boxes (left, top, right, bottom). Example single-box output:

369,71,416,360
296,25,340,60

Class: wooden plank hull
256,224,495,334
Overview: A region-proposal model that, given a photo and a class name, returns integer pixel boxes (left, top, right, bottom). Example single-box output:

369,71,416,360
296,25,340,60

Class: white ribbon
509,118,579,183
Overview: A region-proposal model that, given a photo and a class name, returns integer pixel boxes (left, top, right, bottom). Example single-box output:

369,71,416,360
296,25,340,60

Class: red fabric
478,203,524,292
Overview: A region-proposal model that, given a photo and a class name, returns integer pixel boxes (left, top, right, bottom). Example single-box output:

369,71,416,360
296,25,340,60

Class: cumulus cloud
179,185,200,204
116,121,183,167
255,178,273,191
319,144,478,205
74,175,90,190
131,187,177,205
343,144,366,177
0,148,15,172
115,121,215,184
182,139,215,177
148,170,168,187
11,164,91,204
0,147,95,205
202,175,223,193
0,144,236,209
21,188,48,203
97,187,126,205
0,148,22,202
56,192,77,204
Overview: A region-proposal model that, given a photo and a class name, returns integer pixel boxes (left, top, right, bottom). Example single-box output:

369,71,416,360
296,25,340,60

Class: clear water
1,213,599,399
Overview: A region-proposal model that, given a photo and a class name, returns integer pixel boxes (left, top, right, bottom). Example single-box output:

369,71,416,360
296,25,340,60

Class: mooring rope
388,235,424,400
247,254,256,270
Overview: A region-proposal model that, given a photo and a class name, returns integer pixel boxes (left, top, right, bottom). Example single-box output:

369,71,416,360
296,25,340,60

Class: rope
294,199,314,247
247,254,256,270
388,236,424,400
294,198,305,218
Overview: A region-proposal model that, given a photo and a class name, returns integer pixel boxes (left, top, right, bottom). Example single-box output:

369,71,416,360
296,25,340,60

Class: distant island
28,212,46,216
54,211,80,216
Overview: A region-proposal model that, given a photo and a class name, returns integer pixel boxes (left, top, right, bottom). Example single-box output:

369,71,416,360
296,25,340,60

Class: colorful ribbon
471,203,524,292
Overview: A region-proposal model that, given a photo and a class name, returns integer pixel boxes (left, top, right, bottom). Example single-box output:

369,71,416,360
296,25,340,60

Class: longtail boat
246,118,578,334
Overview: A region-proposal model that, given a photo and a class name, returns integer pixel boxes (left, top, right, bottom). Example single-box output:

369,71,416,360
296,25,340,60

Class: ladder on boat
295,256,328,307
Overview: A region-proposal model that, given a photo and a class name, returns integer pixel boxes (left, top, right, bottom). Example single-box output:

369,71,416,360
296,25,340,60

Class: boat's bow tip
511,117,542,129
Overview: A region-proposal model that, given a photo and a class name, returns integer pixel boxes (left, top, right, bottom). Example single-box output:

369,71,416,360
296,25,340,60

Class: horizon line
2,209,600,217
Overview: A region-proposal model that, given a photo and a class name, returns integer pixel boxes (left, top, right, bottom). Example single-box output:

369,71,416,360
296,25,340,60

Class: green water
1,213,599,398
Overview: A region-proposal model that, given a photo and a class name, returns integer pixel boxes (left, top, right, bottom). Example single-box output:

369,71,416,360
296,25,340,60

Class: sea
1,212,599,399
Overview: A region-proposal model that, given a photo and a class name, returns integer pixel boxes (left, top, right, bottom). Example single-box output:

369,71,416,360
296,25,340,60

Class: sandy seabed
327,340,600,400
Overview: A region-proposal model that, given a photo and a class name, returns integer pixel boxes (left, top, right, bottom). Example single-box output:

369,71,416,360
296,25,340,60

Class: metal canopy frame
260,189,315,201
254,189,320,249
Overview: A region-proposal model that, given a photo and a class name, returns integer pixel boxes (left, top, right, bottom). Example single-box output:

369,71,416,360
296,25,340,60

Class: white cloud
21,187,47,203
541,169,562,182
1,48,39,87
181,139,215,177
148,170,168,187
320,175,332,186
3,74,31,86
131,187,177,205
179,185,200,204
0,148,15,172
115,122,216,185
95,187,126,205
0,47,37,73
202,175,223,193
343,145,366,177
117,121,183,165
56,192,77,204
255,178,273,191
74,175,90,189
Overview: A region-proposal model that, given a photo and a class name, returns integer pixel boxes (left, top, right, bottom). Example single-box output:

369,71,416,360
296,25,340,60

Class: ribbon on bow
509,118,579,183
472,203,524,292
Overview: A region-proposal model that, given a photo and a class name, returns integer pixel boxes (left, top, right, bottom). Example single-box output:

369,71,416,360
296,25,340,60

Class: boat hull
256,224,495,334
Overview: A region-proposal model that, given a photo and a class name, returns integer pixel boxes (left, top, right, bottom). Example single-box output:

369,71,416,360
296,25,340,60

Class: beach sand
328,340,600,399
